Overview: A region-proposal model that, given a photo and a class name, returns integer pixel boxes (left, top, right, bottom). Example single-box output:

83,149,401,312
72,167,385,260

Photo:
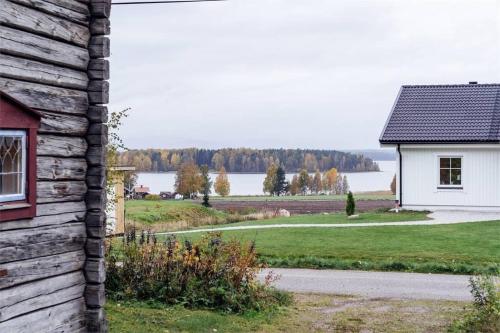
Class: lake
137,160,396,195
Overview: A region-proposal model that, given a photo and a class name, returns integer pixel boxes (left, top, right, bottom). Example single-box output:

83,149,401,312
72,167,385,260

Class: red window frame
0,92,40,222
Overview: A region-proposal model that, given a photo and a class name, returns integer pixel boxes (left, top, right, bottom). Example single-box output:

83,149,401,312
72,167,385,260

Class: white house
380,83,500,211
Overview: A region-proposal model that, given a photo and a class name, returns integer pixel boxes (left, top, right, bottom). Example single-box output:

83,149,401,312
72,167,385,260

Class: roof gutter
397,144,402,206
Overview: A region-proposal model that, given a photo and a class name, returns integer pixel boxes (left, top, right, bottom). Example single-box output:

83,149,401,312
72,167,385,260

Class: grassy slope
197,211,429,228
107,294,467,333
126,200,227,225
177,221,500,274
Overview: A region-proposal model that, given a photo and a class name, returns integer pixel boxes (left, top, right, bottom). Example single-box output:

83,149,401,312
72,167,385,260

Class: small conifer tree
346,191,355,216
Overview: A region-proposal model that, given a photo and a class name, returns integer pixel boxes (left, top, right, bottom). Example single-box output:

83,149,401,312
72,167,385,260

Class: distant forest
118,148,380,173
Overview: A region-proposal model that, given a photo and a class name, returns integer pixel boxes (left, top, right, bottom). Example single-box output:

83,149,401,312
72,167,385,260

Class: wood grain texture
36,201,86,216
0,78,88,114
89,35,110,58
0,211,85,232
38,135,87,157
90,17,110,35
0,297,86,332
88,59,109,80
39,111,88,136
0,25,89,70
0,271,85,322
37,181,87,203
0,223,86,264
1,0,90,47
0,250,85,289
9,0,89,24
37,157,87,181
0,54,88,90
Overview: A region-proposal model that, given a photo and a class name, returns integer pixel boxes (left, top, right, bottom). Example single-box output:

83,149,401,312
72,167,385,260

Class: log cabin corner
0,0,111,331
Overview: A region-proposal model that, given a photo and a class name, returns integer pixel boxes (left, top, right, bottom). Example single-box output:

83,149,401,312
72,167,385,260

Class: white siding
400,146,500,210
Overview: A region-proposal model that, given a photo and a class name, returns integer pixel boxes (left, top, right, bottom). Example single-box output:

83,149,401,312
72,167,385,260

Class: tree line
117,148,380,173
263,165,350,196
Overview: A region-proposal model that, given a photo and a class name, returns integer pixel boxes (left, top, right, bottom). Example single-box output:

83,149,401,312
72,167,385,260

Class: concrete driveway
258,268,474,301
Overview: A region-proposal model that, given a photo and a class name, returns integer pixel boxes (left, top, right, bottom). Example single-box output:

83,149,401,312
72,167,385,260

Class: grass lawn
195,210,429,229
209,192,395,202
175,221,500,274
107,294,467,333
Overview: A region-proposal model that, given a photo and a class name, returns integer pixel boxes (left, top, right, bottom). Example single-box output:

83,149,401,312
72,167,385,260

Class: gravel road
258,268,473,301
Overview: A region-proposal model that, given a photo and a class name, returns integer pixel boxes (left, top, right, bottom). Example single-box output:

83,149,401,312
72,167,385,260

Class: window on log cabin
0,130,26,202
0,91,40,221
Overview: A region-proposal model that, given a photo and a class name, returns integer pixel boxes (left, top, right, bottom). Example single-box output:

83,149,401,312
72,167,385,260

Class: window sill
437,187,463,190
0,203,31,211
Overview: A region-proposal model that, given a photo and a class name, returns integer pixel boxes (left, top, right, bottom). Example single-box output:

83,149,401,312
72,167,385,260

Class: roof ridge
402,83,500,88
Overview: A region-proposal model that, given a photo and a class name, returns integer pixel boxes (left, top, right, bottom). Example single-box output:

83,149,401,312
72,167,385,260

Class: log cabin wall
0,0,110,332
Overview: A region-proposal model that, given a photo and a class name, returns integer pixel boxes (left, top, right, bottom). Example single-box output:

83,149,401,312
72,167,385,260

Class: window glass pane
451,158,461,169
451,169,462,185
440,169,450,185
440,158,450,168
0,133,24,199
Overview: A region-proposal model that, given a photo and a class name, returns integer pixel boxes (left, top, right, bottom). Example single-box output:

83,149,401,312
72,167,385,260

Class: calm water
137,161,396,195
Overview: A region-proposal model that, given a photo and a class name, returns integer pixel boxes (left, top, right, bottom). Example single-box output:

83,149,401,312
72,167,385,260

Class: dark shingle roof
379,84,500,144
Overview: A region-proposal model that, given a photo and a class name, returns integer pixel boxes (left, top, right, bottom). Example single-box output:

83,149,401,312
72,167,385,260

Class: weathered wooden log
0,298,86,332
0,250,86,289
37,201,86,216
87,134,108,146
88,81,109,105
90,0,111,18
0,223,86,264
85,283,105,308
38,135,87,157
9,0,89,24
0,26,89,70
0,78,88,114
37,181,87,203
86,238,105,258
39,111,88,136
86,211,105,228
90,18,110,35
89,36,110,58
0,0,90,47
88,59,109,81
87,226,105,239
0,211,85,232
86,145,106,166
86,189,106,210
37,157,87,181
86,306,107,332
0,271,85,322
0,54,88,90
86,165,106,189
84,257,105,283
87,105,108,123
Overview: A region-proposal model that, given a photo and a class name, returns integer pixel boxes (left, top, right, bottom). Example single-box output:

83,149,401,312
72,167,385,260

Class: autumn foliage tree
322,168,338,193
175,162,202,198
298,169,310,195
390,174,397,195
289,175,300,196
263,164,279,195
311,170,322,194
214,167,230,197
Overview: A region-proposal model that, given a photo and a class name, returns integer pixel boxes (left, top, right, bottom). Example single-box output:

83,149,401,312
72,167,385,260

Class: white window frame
437,155,463,190
0,130,27,203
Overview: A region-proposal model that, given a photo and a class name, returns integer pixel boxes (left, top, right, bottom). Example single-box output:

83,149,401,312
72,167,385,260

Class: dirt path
211,199,394,214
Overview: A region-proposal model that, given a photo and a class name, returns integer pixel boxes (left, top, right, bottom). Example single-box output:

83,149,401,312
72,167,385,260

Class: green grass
126,200,227,225
196,210,429,229
106,300,284,333
210,193,395,201
175,221,500,274
107,294,468,333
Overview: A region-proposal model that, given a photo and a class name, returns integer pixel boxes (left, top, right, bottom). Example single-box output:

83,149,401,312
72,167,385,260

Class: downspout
397,144,402,206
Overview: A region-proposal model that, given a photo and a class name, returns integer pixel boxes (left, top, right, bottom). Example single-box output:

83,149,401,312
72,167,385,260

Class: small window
0,130,27,203
439,157,462,188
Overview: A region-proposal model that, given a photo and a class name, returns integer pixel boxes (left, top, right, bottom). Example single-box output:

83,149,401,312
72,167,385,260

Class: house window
439,157,462,188
0,130,26,203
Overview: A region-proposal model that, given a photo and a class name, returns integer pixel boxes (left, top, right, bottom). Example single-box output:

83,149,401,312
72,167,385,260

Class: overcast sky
109,0,500,150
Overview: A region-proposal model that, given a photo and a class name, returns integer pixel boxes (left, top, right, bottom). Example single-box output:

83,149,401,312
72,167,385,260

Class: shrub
346,191,355,216
106,230,291,313
144,194,161,201
450,275,500,332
